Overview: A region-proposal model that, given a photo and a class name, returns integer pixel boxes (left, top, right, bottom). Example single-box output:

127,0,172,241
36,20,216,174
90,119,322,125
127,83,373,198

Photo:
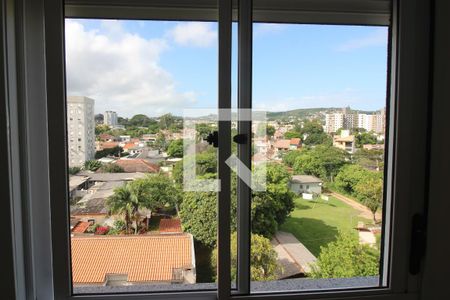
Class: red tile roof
71,234,193,284
159,219,182,233
99,134,115,141
72,221,90,233
123,142,137,150
101,142,119,149
290,138,301,145
274,139,290,149
115,159,160,173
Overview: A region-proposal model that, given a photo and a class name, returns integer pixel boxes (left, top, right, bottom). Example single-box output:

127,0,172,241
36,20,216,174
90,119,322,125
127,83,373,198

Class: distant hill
267,107,380,120
267,108,335,120
185,107,382,122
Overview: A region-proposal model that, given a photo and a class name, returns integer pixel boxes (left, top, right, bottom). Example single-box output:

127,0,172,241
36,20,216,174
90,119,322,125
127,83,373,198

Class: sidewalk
272,231,317,277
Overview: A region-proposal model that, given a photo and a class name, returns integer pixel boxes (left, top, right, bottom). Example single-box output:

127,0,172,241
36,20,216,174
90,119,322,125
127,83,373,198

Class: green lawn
280,196,371,257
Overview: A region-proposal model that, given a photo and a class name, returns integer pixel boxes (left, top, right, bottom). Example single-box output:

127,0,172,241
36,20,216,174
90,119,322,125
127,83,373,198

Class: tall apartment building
104,110,118,127
67,96,96,167
326,107,386,134
357,110,386,134
325,113,344,133
325,111,356,133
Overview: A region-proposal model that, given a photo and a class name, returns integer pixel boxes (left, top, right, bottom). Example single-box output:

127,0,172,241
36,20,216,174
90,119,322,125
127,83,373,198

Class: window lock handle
205,131,219,148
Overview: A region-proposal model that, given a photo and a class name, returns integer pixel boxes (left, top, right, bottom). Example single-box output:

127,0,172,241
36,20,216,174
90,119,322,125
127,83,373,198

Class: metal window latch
409,214,427,275
233,134,247,144
205,131,219,148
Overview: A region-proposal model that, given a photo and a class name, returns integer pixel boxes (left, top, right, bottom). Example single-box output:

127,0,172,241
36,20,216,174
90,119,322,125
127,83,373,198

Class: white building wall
104,111,118,127
67,96,96,167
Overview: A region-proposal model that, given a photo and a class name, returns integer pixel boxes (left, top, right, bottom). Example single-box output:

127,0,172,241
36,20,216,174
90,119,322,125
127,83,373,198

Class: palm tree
127,179,152,234
106,185,133,234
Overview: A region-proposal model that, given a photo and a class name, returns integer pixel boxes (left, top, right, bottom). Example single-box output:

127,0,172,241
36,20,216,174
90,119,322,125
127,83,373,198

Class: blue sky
65,19,388,117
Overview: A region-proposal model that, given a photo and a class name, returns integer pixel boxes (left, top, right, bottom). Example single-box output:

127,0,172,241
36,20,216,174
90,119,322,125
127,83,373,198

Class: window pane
65,18,223,293
250,23,389,292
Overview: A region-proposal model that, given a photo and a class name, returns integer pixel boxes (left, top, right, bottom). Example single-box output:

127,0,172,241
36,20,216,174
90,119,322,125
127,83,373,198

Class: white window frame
1,0,435,299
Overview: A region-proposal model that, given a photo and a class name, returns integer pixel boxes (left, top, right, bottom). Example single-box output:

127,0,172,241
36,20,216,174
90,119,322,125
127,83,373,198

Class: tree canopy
95,146,124,159
212,232,279,281
107,174,181,234
310,231,379,278
355,177,383,223
167,139,184,158
251,163,295,238
293,145,348,182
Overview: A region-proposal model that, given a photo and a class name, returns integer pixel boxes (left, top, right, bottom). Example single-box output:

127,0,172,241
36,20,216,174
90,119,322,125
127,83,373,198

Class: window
2,0,433,300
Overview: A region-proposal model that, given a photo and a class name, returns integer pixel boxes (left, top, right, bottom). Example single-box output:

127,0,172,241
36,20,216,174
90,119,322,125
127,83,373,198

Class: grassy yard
280,196,371,257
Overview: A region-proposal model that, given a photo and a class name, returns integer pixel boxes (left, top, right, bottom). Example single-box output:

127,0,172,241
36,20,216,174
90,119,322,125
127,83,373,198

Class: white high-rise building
325,113,344,133
67,96,95,167
357,110,386,133
104,111,118,127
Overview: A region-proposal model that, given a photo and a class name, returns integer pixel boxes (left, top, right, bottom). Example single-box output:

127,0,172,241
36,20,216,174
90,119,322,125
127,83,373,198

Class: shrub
95,226,110,235
310,231,379,278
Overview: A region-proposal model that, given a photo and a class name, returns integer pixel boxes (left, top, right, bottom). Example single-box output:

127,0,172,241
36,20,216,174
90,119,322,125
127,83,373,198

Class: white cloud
336,28,388,52
167,22,217,47
254,23,285,37
65,20,198,117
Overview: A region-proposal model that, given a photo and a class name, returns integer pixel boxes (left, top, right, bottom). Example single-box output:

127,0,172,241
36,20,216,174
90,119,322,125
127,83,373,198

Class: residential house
333,130,356,153
289,138,302,150
71,234,196,286
114,159,160,173
290,175,323,195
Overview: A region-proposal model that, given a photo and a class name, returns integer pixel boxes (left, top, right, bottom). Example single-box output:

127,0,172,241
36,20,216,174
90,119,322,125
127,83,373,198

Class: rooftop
159,219,182,233
71,221,90,234
290,138,301,145
291,175,323,184
115,159,160,173
274,139,291,149
77,171,146,182
71,234,194,284
69,175,89,192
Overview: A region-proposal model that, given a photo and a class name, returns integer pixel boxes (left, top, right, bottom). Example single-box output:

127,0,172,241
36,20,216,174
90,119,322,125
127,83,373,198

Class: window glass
250,23,389,292
65,18,223,293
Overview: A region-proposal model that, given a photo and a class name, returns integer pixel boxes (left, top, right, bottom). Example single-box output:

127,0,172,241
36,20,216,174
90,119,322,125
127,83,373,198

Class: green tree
297,119,331,146
84,160,102,171
353,149,384,171
95,124,111,136
159,113,175,130
212,232,279,281
129,114,152,127
284,131,301,139
251,164,295,238
143,174,182,213
354,177,383,223
355,132,378,147
196,123,215,141
167,139,184,158
154,132,168,151
106,185,133,233
180,191,236,246
95,146,124,159
310,231,379,278
293,145,348,182
282,150,302,167
266,125,276,137
334,164,369,194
